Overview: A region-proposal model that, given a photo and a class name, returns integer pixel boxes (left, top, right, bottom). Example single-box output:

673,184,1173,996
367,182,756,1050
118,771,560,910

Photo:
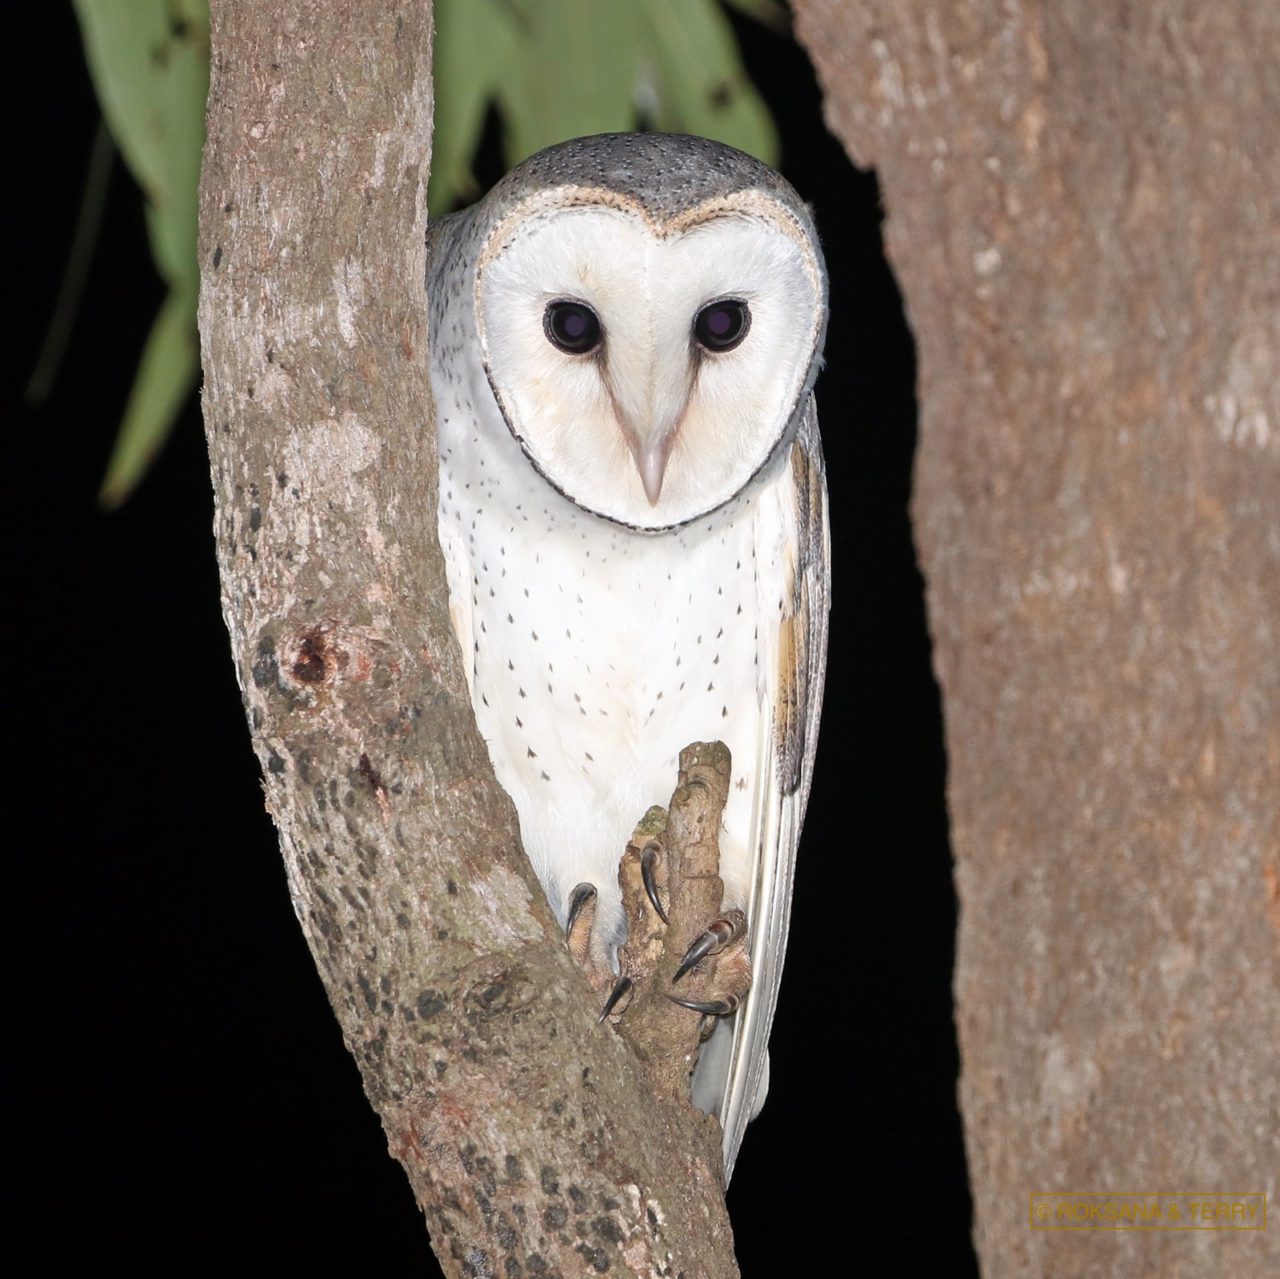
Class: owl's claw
565,881,598,971
640,841,668,924
667,991,740,1017
565,881,614,994
598,975,634,1023
566,882,597,937
673,911,745,983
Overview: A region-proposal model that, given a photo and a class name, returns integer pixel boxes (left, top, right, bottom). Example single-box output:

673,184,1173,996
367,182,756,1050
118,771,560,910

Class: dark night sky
10,8,974,1275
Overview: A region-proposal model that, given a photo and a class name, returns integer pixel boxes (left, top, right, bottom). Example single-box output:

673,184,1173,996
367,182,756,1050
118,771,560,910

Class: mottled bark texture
197,4,737,1275
793,2,1279,1275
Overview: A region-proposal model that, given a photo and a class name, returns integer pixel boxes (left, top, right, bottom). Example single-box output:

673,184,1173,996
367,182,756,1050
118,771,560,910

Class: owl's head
470,135,827,530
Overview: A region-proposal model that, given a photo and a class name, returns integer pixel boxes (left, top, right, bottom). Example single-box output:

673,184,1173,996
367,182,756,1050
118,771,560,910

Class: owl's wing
427,215,478,701
438,515,476,702
720,394,830,1180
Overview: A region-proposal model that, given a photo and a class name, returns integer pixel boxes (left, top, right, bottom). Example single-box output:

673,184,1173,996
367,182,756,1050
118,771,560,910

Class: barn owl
426,133,829,1179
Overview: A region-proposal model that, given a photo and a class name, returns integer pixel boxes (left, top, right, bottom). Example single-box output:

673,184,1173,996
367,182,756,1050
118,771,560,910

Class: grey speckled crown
482,132,812,228
427,132,825,317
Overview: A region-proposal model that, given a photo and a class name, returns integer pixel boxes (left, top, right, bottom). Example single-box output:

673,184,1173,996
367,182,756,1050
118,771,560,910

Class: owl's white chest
435,374,783,951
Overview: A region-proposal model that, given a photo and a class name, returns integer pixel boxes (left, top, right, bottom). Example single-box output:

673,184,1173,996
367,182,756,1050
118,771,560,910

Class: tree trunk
197,4,736,1274
793,3,1279,1276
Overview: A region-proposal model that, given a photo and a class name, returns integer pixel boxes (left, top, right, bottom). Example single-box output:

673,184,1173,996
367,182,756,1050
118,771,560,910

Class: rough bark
197,4,737,1275
793,3,1279,1276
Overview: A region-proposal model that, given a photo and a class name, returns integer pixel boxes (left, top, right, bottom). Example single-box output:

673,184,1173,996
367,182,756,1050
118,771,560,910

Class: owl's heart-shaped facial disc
474,191,825,530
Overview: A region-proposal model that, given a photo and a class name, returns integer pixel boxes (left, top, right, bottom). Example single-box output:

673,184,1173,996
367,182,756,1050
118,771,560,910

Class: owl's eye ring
544,300,603,355
693,299,750,353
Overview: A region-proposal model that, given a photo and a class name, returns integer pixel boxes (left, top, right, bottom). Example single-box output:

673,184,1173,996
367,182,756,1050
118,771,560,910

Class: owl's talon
640,842,668,924
673,911,745,983
566,882,597,935
667,991,740,1017
565,881,601,975
599,976,633,1023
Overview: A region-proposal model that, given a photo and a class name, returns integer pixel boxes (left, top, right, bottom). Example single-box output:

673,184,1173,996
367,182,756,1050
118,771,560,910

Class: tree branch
794,3,1280,1275
198,4,737,1274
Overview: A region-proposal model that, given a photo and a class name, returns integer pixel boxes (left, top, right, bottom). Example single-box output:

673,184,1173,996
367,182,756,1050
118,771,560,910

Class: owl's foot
612,821,675,1009
590,742,746,1144
607,746,752,1031
598,974,633,1022
667,908,751,1020
672,910,744,982
640,841,669,924
565,881,597,963
564,881,616,998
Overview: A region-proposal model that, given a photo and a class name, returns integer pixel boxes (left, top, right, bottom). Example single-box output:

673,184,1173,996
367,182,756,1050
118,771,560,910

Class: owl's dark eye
693,299,750,352
544,300,602,354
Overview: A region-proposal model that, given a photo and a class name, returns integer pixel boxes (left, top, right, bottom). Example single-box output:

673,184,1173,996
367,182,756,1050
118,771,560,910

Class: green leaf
500,0,646,165
721,0,789,32
74,0,208,287
643,0,778,164
465,0,778,173
74,0,208,502
99,286,199,509
26,121,116,406
429,0,521,214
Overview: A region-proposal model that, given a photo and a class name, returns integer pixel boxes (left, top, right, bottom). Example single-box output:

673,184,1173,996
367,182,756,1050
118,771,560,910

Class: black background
10,7,975,1275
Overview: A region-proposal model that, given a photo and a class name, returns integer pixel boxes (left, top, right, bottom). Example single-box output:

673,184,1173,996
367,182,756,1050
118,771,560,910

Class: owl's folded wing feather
719,395,830,1181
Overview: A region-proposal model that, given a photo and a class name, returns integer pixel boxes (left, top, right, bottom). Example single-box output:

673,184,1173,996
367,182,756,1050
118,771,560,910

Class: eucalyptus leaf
501,0,646,166
73,0,208,503
721,0,789,31
430,0,780,206
429,0,521,213
74,0,208,288
99,286,199,509
643,0,778,164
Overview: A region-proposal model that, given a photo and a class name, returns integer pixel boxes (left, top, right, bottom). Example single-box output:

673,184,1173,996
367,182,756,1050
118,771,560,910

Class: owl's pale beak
607,353,690,506
633,435,675,506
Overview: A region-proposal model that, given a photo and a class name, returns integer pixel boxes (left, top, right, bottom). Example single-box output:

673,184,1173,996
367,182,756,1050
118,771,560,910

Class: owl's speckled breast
437,401,780,957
